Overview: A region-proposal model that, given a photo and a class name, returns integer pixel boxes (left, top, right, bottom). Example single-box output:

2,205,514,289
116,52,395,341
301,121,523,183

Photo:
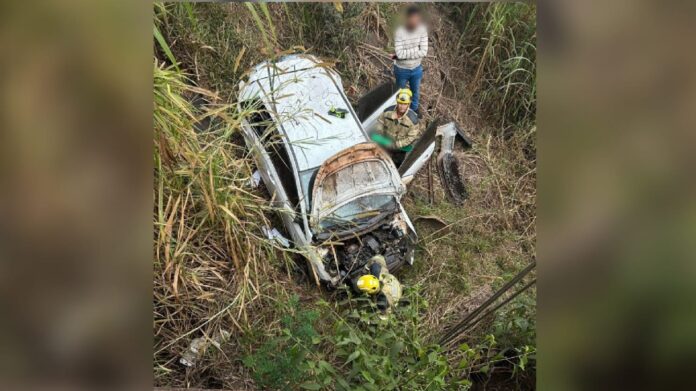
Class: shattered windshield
319,194,397,231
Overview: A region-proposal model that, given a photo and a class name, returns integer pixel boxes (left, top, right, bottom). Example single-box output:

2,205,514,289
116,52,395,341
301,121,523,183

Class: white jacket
394,25,428,70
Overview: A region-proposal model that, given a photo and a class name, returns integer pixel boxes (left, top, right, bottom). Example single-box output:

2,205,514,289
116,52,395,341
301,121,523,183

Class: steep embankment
335,5,536,340
154,3,536,389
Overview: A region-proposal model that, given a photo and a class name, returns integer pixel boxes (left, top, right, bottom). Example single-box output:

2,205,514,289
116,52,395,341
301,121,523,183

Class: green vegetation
242,296,323,390
324,290,454,390
153,3,536,389
241,293,532,390
448,2,537,133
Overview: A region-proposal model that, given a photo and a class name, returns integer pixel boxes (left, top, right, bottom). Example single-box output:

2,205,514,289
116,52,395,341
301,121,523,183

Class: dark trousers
393,64,423,111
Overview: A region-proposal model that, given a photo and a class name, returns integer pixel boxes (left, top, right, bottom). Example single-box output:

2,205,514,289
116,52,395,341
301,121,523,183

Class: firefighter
370,88,422,166
354,255,403,316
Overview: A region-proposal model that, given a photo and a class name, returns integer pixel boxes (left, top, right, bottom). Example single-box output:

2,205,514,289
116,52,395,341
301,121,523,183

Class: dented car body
237,54,456,287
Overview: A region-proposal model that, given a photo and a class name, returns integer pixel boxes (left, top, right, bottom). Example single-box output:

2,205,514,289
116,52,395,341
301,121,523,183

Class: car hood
310,143,405,230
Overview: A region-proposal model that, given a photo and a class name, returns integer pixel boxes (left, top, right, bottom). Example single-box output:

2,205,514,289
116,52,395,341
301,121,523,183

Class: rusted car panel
310,143,404,228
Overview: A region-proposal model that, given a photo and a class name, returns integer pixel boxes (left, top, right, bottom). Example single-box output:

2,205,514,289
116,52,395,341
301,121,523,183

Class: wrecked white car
238,54,468,287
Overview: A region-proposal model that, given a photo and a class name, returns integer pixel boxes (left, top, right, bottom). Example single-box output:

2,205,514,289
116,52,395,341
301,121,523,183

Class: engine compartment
320,214,415,281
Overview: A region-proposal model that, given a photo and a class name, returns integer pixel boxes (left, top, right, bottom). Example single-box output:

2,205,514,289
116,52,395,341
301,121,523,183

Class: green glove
371,133,394,148
399,144,414,152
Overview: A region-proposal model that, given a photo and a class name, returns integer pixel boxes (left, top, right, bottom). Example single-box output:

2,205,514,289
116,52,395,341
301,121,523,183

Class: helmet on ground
356,274,380,294
396,88,413,105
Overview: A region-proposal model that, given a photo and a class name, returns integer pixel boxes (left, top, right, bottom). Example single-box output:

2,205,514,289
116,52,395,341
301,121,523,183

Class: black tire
438,152,468,205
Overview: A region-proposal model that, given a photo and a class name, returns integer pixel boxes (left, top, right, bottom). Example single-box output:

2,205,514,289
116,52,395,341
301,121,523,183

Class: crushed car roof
239,54,368,172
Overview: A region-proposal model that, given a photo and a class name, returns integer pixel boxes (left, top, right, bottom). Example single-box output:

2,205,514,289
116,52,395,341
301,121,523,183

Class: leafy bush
290,3,368,55
492,293,536,349
322,289,466,391
243,291,467,390
242,296,327,390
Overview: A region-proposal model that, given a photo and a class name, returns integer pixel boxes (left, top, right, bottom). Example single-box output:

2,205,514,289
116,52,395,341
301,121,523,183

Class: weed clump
242,296,322,390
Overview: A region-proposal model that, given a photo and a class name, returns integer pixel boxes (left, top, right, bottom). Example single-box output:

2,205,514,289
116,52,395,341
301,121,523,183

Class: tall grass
278,3,403,88
152,6,317,385
454,3,536,133
153,51,298,387
155,2,258,93
438,2,537,236
244,2,275,55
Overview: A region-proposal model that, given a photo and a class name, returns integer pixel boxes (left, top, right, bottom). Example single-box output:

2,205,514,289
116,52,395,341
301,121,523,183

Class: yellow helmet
356,275,380,295
396,88,413,105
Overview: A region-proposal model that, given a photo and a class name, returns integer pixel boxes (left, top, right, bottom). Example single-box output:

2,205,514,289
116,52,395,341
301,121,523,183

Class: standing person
392,5,428,115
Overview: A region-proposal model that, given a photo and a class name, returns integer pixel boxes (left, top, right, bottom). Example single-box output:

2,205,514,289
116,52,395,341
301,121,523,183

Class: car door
356,83,473,204
239,101,310,246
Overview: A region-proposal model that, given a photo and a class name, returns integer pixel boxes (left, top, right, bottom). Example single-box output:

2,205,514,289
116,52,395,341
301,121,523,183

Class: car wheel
438,152,468,205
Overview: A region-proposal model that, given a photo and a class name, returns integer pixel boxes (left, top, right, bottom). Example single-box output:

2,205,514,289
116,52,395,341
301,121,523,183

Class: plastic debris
262,226,291,248
179,330,231,368
247,170,261,188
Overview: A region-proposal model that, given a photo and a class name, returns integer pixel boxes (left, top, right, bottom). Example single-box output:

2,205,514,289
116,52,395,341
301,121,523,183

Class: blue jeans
393,64,423,111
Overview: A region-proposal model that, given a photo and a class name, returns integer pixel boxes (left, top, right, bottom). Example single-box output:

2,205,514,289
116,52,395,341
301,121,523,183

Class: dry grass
153,59,324,388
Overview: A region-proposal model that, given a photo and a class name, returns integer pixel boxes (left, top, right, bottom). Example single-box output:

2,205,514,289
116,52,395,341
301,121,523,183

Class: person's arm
375,112,385,135
394,30,419,60
395,29,427,60
393,124,421,149
371,114,394,147
416,29,428,58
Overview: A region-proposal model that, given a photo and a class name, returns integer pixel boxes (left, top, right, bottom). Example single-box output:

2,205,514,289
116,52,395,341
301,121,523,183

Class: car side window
244,100,300,209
